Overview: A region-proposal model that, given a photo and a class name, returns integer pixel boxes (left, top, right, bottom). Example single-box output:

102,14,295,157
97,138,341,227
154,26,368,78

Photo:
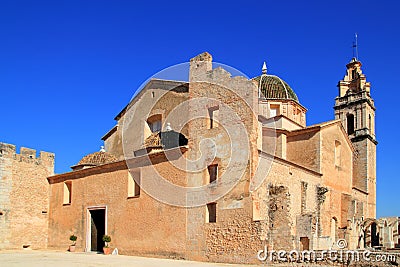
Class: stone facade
1,52,379,264
0,143,54,249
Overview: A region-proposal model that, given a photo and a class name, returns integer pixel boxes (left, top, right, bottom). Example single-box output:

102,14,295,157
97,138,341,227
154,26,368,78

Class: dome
71,151,118,170
253,74,299,102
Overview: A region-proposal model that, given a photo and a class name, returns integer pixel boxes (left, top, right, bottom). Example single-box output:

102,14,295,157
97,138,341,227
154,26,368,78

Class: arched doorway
371,222,379,247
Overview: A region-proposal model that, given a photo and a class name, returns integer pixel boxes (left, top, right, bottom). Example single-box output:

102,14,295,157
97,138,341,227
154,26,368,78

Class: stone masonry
0,142,54,249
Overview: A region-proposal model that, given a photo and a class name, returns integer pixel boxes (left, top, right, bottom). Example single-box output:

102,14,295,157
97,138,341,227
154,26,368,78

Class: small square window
208,106,219,129
269,104,280,118
208,164,218,183
206,203,217,223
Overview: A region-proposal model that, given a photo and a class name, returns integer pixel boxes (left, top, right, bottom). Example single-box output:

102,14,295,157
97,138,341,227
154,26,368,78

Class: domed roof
253,74,299,102
72,151,118,170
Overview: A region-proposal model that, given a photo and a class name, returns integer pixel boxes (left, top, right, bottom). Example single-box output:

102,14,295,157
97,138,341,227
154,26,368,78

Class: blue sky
0,1,399,217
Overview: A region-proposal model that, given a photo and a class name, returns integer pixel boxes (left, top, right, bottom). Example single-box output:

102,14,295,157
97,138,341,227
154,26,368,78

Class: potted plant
69,234,77,252
102,234,112,255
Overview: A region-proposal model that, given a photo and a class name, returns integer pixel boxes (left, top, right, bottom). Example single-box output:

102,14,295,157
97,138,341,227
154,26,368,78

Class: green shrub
69,234,77,245
102,235,111,247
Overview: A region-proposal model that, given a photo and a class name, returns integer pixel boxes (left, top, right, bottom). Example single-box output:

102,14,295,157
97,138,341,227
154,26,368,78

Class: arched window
347,114,355,135
352,69,357,80
147,114,162,133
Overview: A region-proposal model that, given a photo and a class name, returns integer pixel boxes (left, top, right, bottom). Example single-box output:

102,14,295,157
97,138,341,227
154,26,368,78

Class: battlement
189,52,258,106
0,142,55,166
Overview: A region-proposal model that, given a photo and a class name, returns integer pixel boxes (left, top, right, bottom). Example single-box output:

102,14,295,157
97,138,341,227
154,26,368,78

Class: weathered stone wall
263,158,321,250
195,151,323,264
0,143,14,249
0,142,54,249
185,52,260,262
268,185,291,249
204,199,263,264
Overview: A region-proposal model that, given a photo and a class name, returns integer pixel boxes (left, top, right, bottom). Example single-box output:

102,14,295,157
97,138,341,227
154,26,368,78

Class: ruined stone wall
268,185,292,249
0,142,54,249
197,154,322,264
263,159,321,250
351,188,368,218
204,198,263,264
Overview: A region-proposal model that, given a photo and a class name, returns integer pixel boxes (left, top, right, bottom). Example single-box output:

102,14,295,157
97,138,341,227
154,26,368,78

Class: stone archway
362,218,379,248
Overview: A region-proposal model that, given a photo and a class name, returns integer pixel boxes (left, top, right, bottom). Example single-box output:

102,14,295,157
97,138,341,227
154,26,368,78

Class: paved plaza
0,250,258,267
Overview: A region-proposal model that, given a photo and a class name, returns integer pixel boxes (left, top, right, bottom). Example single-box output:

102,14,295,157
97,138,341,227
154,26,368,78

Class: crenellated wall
0,142,54,249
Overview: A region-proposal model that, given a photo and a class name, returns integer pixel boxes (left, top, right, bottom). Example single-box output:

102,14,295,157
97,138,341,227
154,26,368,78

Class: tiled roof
77,151,118,166
253,74,298,102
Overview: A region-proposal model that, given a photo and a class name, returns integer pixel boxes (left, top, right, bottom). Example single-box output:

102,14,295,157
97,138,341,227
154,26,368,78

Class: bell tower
334,58,377,218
